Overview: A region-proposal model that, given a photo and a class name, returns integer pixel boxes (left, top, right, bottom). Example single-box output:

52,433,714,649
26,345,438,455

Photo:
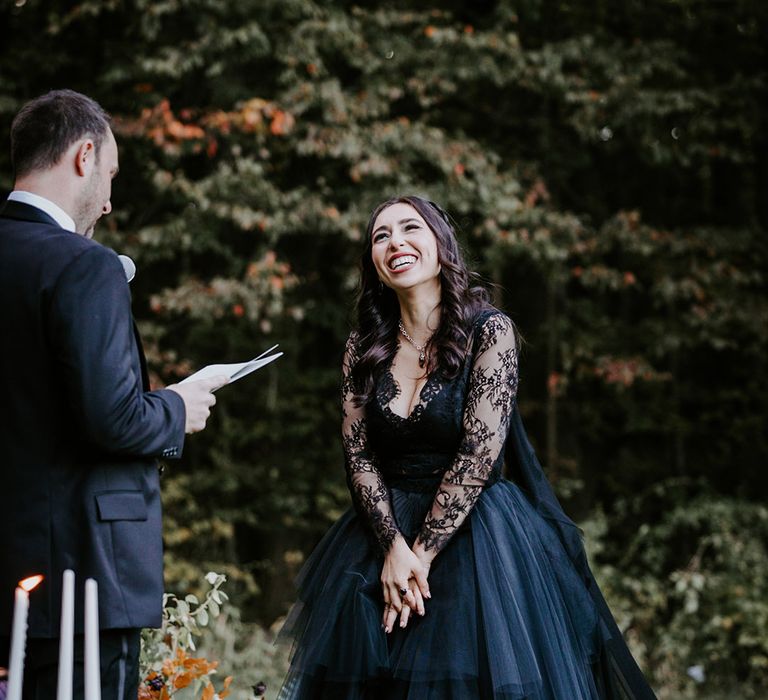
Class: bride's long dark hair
350,195,494,405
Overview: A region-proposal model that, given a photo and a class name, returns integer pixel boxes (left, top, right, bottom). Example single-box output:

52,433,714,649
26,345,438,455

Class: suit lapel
0,199,61,228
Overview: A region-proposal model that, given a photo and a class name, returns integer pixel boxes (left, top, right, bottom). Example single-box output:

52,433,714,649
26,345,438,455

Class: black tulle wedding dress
279,310,657,700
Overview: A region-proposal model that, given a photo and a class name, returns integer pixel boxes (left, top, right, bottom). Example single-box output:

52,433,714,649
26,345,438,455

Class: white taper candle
56,570,75,700
6,587,29,700
7,575,42,700
84,578,101,700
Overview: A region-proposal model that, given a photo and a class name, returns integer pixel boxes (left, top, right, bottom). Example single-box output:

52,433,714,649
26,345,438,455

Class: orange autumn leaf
167,121,205,140
220,676,234,697
424,25,436,37
270,110,295,136
202,684,215,700
202,659,219,673
174,672,193,689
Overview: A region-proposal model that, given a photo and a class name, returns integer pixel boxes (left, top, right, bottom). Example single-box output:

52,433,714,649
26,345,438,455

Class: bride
279,195,657,699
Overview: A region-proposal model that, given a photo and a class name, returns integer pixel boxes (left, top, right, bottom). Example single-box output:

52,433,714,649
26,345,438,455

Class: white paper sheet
179,344,283,387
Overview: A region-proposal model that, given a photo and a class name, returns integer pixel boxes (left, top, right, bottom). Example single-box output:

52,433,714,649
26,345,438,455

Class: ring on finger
399,587,408,597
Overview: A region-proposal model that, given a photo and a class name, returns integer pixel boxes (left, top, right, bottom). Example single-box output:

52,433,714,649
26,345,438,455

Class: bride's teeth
391,256,416,270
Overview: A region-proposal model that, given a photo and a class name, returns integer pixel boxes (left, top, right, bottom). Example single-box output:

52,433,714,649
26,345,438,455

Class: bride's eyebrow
372,218,421,237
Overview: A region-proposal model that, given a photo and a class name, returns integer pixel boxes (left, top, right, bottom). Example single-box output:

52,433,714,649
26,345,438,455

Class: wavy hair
350,195,494,405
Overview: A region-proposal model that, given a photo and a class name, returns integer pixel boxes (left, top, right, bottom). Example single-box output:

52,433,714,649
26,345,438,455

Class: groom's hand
167,375,228,433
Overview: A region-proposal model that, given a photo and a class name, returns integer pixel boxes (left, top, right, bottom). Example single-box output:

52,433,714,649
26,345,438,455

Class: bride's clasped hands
380,535,433,633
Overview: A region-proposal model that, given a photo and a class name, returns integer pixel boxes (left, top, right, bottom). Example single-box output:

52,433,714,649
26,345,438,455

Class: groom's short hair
10,89,111,179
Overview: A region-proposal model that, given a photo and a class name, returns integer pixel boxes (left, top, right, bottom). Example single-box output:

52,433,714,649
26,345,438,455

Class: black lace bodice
341,311,519,556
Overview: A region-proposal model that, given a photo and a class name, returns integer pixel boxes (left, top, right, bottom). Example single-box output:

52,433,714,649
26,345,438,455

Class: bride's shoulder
472,307,514,333
471,308,517,353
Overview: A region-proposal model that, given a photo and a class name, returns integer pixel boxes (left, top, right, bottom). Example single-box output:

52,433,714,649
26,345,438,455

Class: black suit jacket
0,200,185,638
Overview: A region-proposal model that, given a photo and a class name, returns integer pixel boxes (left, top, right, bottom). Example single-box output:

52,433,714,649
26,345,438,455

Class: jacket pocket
95,491,148,521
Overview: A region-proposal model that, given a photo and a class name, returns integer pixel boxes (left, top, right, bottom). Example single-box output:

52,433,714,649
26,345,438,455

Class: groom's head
10,89,119,238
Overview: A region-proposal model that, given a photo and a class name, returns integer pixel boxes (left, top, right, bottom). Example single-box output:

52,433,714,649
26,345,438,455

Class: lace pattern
416,312,519,554
342,333,401,552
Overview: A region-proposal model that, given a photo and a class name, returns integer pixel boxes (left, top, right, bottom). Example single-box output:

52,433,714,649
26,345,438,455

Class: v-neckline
380,365,439,423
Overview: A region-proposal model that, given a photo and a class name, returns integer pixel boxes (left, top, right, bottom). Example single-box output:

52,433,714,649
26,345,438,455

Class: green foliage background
1,1,767,697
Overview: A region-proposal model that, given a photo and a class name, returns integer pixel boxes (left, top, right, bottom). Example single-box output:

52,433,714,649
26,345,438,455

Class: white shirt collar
7,191,76,233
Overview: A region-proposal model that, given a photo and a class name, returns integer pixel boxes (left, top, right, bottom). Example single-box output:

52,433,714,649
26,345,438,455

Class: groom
0,90,226,699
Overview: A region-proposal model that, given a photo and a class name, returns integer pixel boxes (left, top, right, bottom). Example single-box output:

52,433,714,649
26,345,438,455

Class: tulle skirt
278,479,605,699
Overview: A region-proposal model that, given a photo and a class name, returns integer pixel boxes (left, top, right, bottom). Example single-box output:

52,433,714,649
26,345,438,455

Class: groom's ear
73,139,96,178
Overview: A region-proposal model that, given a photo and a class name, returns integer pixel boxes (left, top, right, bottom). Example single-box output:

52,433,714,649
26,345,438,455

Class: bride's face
370,203,441,293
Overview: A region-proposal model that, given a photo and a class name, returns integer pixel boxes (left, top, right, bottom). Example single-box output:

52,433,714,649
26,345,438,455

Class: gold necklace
398,320,431,367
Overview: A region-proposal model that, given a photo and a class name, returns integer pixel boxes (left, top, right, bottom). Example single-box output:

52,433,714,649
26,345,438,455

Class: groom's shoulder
1,218,119,285
43,235,121,283
23,224,113,266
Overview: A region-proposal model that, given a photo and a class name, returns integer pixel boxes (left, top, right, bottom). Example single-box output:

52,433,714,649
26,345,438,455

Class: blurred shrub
195,608,290,700
584,480,768,698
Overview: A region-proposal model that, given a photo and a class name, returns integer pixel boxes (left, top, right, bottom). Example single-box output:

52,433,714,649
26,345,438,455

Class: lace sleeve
415,313,519,556
342,333,401,553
